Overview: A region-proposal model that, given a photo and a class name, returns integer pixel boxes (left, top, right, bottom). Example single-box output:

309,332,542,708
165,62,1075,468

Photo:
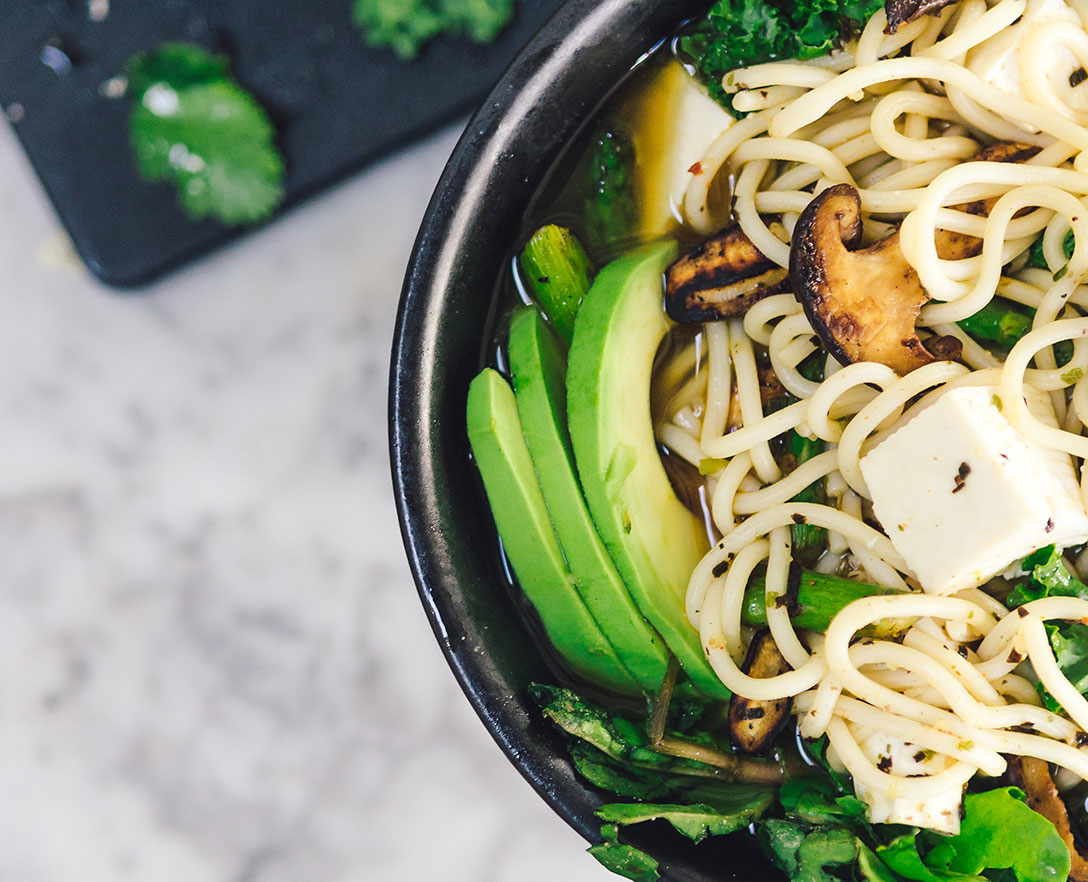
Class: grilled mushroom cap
1008,756,1088,881
790,184,958,375
665,223,789,324
884,0,958,34
728,629,793,755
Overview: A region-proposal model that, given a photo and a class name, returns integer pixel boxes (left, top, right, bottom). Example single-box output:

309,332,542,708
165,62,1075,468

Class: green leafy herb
352,0,518,59
589,825,660,882
598,787,774,843
761,819,859,882
876,788,1070,882
127,43,284,226
1006,544,1088,608
679,0,884,110
956,298,1035,351
1034,619,1088,712
1028,229,1076,271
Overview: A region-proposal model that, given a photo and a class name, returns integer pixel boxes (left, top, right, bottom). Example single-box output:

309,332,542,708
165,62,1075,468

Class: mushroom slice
1008,757,1088,881
934,141,1042,260
790,183,959,375
728,628,792,755
666,224,790,324
884,0,958,34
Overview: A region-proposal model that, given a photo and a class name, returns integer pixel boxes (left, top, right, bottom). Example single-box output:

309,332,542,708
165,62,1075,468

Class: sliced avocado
466,368,641,694
567,242,728,699
508,308,671,692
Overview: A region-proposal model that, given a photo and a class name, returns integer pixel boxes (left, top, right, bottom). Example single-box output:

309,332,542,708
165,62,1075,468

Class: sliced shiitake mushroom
666,222,790,323
790,183,959,375
884,0,958,34
1008,756,1088,881
728,628,793,755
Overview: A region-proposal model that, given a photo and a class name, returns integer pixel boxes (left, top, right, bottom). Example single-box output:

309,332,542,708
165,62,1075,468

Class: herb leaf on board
127,43,284,226
352,0,518,59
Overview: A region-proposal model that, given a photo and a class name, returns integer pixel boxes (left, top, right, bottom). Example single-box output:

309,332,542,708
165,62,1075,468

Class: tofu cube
967,0,1088,118
852,731,963,835
859,386,1088,595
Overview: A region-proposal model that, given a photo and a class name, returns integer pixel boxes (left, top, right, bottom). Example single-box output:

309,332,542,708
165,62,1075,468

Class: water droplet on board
40,40,74,76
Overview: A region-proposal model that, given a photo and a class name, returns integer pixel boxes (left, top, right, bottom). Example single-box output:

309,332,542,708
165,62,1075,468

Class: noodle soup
468,1,1088,878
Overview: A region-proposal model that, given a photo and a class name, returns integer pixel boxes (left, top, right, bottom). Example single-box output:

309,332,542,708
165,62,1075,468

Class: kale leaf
353,0,517,59
679,0,884,109
127,44,284,226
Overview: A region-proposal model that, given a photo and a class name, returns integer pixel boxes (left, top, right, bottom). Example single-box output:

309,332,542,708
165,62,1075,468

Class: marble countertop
0,120,611,881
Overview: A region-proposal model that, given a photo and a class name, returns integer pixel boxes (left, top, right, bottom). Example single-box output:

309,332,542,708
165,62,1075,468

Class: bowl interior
390,1,774,877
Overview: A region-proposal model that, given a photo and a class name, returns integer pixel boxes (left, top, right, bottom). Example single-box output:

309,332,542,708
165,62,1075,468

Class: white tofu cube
859,386,1088,595
628,61,734,235
852,731,963,835
967,0,1088,119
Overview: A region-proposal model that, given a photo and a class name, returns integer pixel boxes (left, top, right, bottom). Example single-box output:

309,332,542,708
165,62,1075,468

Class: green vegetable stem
126,43,284,226
584,126,639,252
787,431,827,565
742,569,903,634
518,225,594,344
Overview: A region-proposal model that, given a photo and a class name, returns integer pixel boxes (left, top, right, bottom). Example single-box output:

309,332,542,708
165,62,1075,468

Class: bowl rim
389,0,728,871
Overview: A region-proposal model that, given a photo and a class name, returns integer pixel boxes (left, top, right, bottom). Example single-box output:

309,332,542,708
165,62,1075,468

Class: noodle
661,0,1088,830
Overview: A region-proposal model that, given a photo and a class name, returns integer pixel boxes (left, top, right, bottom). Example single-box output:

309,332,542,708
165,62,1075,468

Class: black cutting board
0,0,565,287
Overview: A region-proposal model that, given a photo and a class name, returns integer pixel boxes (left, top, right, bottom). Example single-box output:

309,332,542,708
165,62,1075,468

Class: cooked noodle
661,0,1088,819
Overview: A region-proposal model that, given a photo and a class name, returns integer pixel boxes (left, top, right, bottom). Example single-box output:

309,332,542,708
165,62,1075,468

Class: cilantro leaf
588,825,660,882
353,0,517,60
127,44,284,226
127,43,227,96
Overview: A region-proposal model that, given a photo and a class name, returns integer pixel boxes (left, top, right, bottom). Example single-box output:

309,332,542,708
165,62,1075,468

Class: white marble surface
0,120,612,881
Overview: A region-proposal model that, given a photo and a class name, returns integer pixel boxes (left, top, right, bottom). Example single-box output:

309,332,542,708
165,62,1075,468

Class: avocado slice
508,308,671,692
466,368,641,694
567,241,728,699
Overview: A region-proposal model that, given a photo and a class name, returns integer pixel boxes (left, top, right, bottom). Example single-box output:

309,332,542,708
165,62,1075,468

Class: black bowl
390,1,773,878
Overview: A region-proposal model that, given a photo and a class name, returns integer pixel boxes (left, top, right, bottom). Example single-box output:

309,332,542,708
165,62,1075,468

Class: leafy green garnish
352,0,518,59
762,819,859,882
877,788,1070,882
532,683,728,776
1006,545,1088,608
1028,229,1076,272
679,0,884,109
127,44,284,226
589,825,660,882
598,787,774,843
